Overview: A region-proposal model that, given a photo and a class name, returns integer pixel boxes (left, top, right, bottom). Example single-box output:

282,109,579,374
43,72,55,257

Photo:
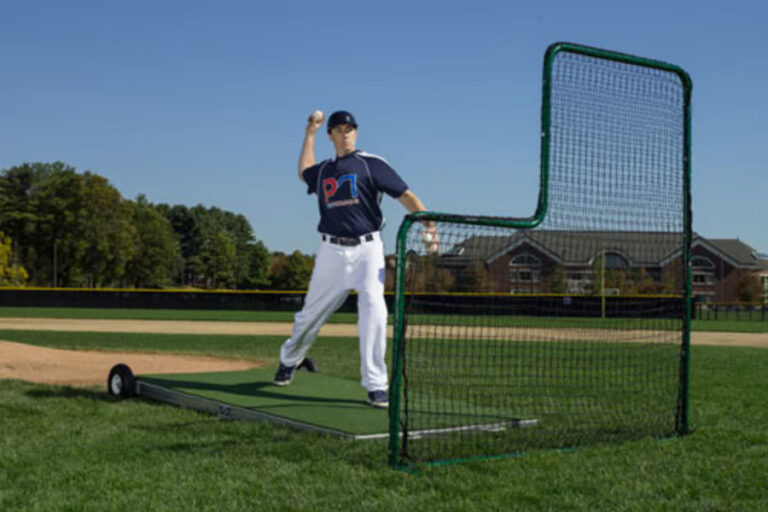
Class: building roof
439,231,768,270
706,239,768,269
442,231,684,266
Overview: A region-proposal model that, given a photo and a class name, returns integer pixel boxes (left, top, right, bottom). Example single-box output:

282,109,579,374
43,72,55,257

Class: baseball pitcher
273,110,438,408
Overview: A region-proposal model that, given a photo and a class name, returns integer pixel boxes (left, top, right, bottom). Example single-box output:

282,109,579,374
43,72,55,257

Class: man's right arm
298,114,325,181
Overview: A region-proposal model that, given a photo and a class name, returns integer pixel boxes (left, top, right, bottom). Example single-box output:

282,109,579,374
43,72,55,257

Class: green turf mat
137,369,388,435
136,368,529,438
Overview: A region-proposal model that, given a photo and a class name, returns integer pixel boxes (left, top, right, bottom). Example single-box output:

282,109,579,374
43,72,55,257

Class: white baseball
420,230,439,254
310,110,324,122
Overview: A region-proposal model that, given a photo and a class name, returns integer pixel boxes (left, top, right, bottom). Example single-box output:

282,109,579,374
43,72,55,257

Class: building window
565,272,590,295
512,254,541,266
510,253,541,283
591,251,629,269
692,255,715,287
604,253,629,269
693,274,714,284
692,256,715,268
762,276,768,302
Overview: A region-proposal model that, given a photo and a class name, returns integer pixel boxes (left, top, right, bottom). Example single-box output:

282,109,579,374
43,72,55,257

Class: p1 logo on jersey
323,174,360,208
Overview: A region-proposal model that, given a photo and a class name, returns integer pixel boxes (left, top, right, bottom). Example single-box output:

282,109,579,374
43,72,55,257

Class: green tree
458,261,490,293
124,196,183,288
661,264,680,294
590,252,605,297
285,251,314,290
551,264,565,294
78,172,136,287
240,241,271,289
606,269,637,296
33,167,89,286
268,252,288,289
219,211,257,287
0,232,28,286
158,204,203,286
406,255,455,293
184,255,205,288
270,250,314,290
201,229,237,289
736,274,762,303
156,204,200,259
1,162,270,289
156,203,266,288
0,162,70,285
0,163,136,287
634,268,658,294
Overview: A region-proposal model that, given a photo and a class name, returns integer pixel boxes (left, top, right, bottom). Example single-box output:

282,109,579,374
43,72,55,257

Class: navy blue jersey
302,150,408,237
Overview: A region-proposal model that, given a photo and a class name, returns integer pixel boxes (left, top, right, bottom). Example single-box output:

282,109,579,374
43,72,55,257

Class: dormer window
604,252,629,269
692,255,715,285
510,253,541,283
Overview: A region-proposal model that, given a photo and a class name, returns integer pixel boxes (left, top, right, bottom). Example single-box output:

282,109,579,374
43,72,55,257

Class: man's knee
358,293,387,314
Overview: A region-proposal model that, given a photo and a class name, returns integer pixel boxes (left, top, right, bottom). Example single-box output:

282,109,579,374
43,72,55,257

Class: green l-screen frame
389,42,693,468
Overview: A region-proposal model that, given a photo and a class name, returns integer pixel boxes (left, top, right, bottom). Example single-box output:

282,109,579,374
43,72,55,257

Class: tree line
0,162,314,290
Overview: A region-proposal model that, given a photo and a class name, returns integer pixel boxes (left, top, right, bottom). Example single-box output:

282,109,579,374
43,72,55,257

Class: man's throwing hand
306,110,325,135
420,226,440,255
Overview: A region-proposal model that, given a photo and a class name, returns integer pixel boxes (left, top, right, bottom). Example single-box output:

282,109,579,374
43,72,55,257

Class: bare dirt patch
690,331,768,348
0,317,351,336
0,340,261,388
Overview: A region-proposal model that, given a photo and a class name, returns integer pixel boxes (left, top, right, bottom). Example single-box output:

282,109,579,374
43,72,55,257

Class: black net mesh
393,48,688,465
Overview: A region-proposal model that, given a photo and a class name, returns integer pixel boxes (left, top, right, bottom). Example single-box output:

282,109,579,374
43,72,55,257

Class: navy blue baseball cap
327,110,357,132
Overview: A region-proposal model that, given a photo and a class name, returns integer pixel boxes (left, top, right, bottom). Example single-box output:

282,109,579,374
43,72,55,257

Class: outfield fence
694,301,767,322
0,287,689,319
0,287,313,311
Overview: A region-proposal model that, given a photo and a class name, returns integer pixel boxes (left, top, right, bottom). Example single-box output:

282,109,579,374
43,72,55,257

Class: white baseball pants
279,232,389,392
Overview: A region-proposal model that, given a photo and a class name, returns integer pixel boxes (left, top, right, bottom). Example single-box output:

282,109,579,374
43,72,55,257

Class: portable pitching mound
106,363,537,440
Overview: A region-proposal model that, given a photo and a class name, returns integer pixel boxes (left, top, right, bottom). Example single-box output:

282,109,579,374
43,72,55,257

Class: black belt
322,234,374,246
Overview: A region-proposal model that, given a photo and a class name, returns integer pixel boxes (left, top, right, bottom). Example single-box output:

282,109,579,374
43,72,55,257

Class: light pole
52,240,57,288
601,244,606,320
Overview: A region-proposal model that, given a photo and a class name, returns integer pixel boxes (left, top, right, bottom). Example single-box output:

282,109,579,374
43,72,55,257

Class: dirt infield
0,317,332,336
0,339,261,387
0,317,766,388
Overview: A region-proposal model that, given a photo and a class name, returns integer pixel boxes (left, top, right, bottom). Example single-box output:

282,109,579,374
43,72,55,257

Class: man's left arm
397,190,428,216
370,158,439,248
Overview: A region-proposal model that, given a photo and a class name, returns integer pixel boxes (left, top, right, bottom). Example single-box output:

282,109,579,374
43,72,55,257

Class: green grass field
1,329,767,510
1,306,767,332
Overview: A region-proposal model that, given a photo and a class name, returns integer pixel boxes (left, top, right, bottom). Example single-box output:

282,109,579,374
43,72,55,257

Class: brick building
436,232,768,303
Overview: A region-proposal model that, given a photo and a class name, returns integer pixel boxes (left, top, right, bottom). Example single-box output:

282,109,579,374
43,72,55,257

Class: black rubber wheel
297,357,319,373
107,363,136,398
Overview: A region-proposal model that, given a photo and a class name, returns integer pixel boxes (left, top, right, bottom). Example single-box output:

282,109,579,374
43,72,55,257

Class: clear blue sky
1,0,766,255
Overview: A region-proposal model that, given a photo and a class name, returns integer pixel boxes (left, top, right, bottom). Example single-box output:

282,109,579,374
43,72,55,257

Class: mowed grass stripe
1,306,767,332
0,330,766,510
